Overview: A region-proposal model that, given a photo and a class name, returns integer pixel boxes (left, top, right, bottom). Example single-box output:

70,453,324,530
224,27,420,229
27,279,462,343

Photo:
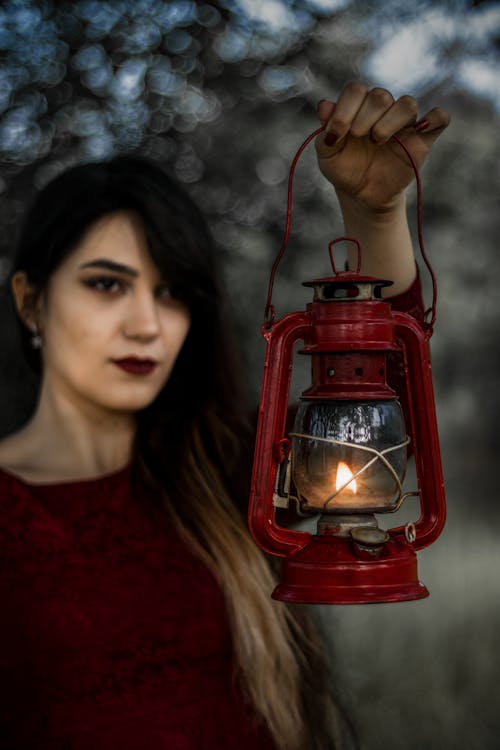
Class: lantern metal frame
249,267,446,603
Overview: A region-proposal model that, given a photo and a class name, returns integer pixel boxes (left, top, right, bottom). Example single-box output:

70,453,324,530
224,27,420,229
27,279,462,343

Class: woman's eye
85,277,125,294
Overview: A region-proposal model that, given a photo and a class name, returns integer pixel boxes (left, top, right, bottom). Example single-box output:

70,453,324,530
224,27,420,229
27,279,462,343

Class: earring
30,325,42,350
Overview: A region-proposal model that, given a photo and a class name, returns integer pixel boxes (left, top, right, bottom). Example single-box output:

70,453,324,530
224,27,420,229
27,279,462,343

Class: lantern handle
264,125,325,329
263,127,438,335
392,134,437,334
328,237,362,274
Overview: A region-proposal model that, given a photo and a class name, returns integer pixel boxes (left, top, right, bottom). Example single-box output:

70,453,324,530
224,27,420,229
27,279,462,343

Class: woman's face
28,210,191,415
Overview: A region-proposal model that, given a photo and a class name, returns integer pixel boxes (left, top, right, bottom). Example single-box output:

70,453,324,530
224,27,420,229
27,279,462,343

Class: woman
0,84,449,749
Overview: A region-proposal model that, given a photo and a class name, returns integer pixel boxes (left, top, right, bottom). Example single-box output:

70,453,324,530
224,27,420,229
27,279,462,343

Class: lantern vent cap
303,275,393,302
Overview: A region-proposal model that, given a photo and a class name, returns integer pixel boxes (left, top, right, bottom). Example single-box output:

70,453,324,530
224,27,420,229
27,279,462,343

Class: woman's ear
11,271,42,333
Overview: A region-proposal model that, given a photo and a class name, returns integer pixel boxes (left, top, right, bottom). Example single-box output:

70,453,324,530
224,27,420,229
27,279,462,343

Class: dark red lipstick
112,357,158,375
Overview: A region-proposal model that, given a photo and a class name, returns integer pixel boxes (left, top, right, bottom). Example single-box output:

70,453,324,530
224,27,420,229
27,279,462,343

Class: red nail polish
324,132,338,147
414,119,430,133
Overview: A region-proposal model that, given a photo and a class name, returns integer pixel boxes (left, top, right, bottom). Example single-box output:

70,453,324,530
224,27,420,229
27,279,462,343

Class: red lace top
0,464,276,749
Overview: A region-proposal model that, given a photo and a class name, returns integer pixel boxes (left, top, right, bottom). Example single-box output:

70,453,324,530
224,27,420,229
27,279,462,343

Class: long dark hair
6,156,353,750
10,156,249,496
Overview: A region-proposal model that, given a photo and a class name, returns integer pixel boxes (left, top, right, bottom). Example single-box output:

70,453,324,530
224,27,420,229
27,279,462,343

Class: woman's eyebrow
79,259,139,277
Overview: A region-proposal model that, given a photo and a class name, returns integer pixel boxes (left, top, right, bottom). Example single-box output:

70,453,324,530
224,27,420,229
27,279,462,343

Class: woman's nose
123,290,160,341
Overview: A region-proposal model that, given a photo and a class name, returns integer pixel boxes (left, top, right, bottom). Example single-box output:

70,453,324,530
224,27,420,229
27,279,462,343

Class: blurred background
0,1,499,748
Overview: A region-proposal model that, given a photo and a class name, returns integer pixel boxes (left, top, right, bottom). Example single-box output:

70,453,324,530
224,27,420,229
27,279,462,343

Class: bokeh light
0,0,496,173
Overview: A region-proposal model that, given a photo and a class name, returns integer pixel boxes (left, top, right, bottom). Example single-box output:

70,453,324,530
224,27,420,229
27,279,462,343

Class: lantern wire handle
263,125,437,335
328,237,362,274
263,125,325,329
392,134,437,333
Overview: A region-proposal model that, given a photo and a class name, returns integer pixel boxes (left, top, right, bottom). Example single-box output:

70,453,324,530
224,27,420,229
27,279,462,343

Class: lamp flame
336,462,357,493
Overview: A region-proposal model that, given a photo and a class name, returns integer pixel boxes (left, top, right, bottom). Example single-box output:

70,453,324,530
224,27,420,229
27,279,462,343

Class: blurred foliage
0,0,498,256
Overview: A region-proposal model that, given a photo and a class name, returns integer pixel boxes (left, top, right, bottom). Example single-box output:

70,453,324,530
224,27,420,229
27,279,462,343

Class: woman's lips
112,357,158,375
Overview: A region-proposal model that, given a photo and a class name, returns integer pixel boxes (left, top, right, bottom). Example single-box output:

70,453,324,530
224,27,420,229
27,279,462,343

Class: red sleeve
387,268,425,324
386,269,426,457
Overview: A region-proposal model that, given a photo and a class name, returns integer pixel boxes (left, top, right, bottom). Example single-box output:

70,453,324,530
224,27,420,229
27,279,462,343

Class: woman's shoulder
0,432,26,472
0,441,47,502
0,430,42,484
0,427,89,485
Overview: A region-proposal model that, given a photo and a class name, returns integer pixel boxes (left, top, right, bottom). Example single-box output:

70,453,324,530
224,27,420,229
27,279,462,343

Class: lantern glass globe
291,400,407,511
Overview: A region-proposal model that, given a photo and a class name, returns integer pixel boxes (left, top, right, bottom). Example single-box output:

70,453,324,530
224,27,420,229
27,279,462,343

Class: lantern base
272,535,428,604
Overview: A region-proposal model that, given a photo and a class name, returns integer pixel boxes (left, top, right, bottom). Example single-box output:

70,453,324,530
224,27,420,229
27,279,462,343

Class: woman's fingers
412,106,451,145
322,81,369,146
318,83,411,150
317,99,335,125
350,87,396,139
317,85,450,151
368,95,419,143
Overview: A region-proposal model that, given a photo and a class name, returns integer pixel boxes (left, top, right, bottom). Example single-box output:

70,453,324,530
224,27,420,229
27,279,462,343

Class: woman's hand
316,82,450,213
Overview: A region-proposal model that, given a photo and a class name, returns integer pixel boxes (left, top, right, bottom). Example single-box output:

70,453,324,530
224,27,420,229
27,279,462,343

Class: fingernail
324,132,338,146
414,118,430,133
316,99,326,111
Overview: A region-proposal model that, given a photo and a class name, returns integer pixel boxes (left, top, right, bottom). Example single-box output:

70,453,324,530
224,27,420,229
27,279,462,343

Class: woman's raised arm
316,82,450,296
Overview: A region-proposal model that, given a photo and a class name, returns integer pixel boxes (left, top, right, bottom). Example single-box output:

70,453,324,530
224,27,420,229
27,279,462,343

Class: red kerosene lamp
248,129,446,604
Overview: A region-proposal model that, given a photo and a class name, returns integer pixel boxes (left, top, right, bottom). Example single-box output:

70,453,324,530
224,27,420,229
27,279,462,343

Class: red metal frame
248,275,446,604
